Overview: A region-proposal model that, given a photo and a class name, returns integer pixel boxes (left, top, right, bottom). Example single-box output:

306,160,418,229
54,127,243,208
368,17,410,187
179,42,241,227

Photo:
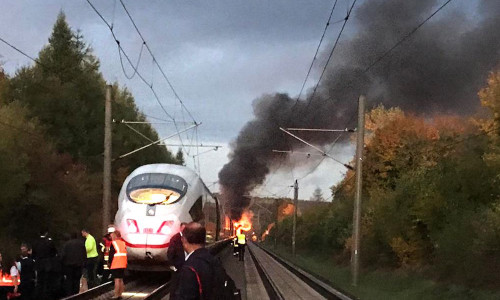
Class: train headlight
126,219,140,234
129,188,180,205
157,220,174,235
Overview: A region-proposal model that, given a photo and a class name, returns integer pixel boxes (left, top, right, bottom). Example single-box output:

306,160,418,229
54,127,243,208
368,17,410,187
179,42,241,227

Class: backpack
188,257,241,300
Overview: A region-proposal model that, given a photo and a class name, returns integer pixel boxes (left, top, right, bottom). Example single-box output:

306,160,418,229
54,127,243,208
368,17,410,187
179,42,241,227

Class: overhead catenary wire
86,0,175,121
86,0,197,157
288,0,455,186
118,0,197,124
0,36,43,66
118,41,145,79
292,0,340,109
117,0,199,157
363,0,455,73
305,0,358,108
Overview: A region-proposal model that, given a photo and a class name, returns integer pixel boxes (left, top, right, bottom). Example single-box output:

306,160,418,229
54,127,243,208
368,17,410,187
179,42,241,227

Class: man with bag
175,222,240,300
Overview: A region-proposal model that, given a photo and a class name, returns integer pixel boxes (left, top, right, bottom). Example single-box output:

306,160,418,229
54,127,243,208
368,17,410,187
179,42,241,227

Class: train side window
189,197,204,222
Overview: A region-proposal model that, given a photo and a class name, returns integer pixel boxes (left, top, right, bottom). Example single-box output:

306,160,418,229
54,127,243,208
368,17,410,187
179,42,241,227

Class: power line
292,0,340,108
86,0,196,157
118,0,197,124
118,41,145,79
363,0,454,73
298,0,457,178
306,0,358,108
0,36,43,66
86,0,175,121
117,0,198,155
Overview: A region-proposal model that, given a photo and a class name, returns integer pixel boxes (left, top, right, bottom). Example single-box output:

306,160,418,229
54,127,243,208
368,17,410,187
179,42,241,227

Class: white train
114,164,222,271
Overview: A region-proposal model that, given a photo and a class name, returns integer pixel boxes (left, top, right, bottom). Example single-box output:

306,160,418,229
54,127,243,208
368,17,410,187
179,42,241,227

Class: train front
114,165,191,271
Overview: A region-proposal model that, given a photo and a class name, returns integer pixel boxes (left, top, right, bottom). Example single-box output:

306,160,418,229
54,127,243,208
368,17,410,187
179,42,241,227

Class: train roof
128,164,198,181
127,164,216,194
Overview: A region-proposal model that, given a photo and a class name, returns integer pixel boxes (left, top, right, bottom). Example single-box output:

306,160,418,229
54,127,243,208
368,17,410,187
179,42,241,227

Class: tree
175,148,185,165
310,187,324,202
0,13,181,247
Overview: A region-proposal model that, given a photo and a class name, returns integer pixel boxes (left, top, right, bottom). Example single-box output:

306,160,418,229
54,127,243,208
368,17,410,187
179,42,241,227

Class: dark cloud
219,0,500,219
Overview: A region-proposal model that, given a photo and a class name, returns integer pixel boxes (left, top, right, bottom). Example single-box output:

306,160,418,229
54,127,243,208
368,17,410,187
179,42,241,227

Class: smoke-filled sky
0,1,498,213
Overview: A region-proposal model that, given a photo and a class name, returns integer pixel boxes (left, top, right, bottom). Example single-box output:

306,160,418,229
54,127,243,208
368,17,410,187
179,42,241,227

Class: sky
0,0,475,200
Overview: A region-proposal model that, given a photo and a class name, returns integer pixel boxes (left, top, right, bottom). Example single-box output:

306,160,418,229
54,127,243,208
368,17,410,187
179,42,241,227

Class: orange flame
234,210,253,235
261,222,275,240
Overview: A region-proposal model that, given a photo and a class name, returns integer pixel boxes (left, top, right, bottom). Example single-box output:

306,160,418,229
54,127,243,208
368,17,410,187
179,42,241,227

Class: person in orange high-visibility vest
0,253,20,300
109,230,127,300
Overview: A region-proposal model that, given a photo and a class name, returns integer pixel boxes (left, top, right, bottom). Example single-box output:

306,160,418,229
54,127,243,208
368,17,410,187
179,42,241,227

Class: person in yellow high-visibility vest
237,232,246,262
109,230,127,300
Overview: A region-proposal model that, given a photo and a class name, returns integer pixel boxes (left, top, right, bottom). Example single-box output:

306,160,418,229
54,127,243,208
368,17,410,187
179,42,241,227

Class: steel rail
252,242,357,300
62,238,232,300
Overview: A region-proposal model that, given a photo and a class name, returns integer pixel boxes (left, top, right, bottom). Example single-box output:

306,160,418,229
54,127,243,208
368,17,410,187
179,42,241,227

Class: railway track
62,239,230,300
62,239,352,300
248,242,357,300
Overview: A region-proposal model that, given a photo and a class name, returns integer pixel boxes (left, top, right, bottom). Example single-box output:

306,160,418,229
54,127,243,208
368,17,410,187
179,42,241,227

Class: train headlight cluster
127,219,140,233
157,220,174,235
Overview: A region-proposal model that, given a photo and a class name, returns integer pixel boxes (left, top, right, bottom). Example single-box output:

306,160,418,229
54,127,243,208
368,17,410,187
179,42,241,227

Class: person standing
81,229,98,289
167,222,186,300
32,230,57,300
99,226,115,283
109,230,127,300
237,232,246,262
174,222,216,300
18,244,36,300
0,254,19,300
61,232,86,296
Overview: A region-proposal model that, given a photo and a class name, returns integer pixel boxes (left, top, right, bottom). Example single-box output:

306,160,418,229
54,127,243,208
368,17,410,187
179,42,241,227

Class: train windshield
126,173,188,205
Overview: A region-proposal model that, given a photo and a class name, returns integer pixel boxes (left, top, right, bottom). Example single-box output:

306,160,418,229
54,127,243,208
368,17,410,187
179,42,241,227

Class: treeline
269,70,500,288
0,13,182,248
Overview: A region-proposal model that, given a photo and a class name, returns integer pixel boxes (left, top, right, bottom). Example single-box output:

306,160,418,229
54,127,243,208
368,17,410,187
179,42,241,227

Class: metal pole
103,85,112,234
352,95,365,286
292,180,298,256
274,198,279,251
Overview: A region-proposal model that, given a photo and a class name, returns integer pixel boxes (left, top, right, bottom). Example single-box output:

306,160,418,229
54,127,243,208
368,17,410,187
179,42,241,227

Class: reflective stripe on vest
110,240,127,269
0,272,17,287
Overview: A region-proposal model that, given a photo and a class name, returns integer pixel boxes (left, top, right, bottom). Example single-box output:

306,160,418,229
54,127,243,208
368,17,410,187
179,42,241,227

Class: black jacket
32,236,57,260
18,255,35,283
61,238,86,267
32,235,58,271
174,248,215,300
167,233,185,271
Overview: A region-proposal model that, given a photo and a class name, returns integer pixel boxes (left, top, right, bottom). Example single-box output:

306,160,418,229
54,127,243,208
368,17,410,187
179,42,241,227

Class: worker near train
0,252,20,300
237,232,246,262
99,225,115,283
61,232,86,297
32,229,57,299
18,243,36,300
232,236,239,257
81,228,99,289
109,230,127,300
167,222,187,300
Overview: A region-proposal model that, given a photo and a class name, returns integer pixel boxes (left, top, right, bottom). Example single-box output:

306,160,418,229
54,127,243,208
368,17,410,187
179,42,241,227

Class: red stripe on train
123,240,170,248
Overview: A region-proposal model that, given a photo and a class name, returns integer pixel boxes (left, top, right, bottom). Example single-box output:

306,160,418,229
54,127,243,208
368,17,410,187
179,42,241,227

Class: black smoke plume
219,0,500,219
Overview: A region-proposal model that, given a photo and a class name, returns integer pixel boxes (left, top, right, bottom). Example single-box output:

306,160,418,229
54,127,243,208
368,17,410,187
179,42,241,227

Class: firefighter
109,230,127,300
99,226,114,283
237,232,246,262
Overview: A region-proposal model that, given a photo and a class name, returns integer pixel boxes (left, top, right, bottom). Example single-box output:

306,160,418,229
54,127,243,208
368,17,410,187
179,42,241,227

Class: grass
261,243,500,300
